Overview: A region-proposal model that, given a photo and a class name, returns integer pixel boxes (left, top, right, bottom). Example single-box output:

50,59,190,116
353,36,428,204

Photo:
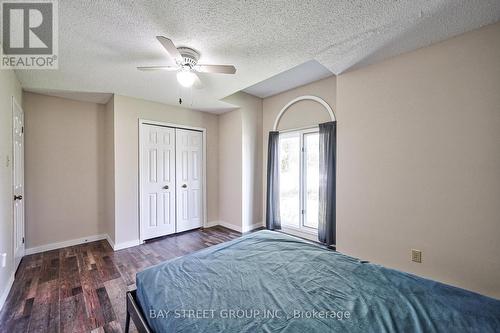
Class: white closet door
175,128,203,232
140,124,176,240
13,98,25,270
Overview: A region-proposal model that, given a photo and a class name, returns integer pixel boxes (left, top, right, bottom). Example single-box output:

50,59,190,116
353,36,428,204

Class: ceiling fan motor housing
177,47,200,68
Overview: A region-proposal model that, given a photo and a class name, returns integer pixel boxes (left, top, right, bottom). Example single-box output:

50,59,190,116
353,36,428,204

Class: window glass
278,129,320,233
279,134,300,227
304,132,319,229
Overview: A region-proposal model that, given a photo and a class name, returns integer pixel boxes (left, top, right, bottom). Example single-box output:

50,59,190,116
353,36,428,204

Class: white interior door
175,128,203,232
12,98,25,270
140,124,176,240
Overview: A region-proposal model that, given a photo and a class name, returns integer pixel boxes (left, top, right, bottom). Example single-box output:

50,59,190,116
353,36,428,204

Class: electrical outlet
411,249,422,263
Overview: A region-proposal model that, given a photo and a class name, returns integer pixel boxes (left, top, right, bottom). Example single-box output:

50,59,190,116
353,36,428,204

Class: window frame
279,126,319,235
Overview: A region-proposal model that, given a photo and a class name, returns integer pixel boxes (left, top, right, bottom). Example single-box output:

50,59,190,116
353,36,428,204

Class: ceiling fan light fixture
138,37,236,91
176,70,196,88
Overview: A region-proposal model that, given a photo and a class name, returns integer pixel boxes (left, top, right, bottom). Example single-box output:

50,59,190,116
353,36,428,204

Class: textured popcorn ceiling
15,0,500,112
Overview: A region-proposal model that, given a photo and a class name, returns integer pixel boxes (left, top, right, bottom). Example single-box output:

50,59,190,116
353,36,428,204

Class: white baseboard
204,220,220,228
105,234,115,250
242,221,264,233
113,239,141,251
0,270,15,312
25,234,108,255
216,221,264,233
217,221,242,232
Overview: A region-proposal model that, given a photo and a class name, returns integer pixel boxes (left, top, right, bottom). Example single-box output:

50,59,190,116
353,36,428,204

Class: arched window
272,95,336,131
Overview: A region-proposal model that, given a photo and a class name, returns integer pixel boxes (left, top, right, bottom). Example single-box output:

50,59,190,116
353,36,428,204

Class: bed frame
126,290,154,333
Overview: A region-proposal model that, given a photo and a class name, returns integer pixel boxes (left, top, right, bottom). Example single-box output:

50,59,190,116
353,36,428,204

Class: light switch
1,253,6,268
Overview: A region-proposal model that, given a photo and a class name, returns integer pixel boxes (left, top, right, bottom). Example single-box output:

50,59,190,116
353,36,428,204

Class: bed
127,230,500,332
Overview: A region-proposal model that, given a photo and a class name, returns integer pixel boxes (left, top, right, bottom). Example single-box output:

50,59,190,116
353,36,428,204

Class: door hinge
21,126,24,134
301,209,305,215
22,237,25,244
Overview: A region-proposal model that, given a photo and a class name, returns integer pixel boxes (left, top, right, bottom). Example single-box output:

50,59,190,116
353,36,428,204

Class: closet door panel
176,128,203,232
140,124,176,240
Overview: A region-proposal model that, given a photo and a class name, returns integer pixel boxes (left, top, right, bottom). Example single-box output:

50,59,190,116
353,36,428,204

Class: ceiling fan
137,36,236,88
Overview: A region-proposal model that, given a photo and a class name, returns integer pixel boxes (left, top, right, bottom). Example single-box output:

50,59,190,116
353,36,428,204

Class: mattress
136,230,500,332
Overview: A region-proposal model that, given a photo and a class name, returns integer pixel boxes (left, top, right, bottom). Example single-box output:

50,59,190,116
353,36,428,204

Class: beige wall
103,96,115,242
23,92,107,248
0,69,22,309
220,92,263,231
218,109,243,230
336,22,500,298
240,94,263,231
113,95,219,246
262,75,337,221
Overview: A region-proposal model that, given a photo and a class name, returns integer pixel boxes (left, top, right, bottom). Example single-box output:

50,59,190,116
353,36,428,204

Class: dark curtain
266,131,281,230
318,121,336,245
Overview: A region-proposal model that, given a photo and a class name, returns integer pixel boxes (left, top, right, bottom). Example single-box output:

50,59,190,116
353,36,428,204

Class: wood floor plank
103,277,135,332
81,268,106,330
25,267,42,301
59,255,81,299
39,250,60,284
96,287,116,323
103,320,123,333
7,314,30,333
0,226,242,332
27,280,60,333
60,293,88,333
97,255,121,282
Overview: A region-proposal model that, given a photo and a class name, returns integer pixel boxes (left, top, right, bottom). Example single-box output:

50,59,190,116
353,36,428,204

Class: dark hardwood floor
0,226,241,333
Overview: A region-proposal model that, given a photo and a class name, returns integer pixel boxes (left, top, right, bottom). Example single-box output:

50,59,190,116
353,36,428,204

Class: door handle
163,185,169,190
182,184,187,188
14,195,23,201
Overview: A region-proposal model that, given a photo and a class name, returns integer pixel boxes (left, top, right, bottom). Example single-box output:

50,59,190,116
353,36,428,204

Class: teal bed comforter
136,230,500,332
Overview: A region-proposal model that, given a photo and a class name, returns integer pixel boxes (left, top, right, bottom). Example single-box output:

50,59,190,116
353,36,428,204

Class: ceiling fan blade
193,72,204,89
137,65,179,71
156,36,182,63
194,64,236,74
